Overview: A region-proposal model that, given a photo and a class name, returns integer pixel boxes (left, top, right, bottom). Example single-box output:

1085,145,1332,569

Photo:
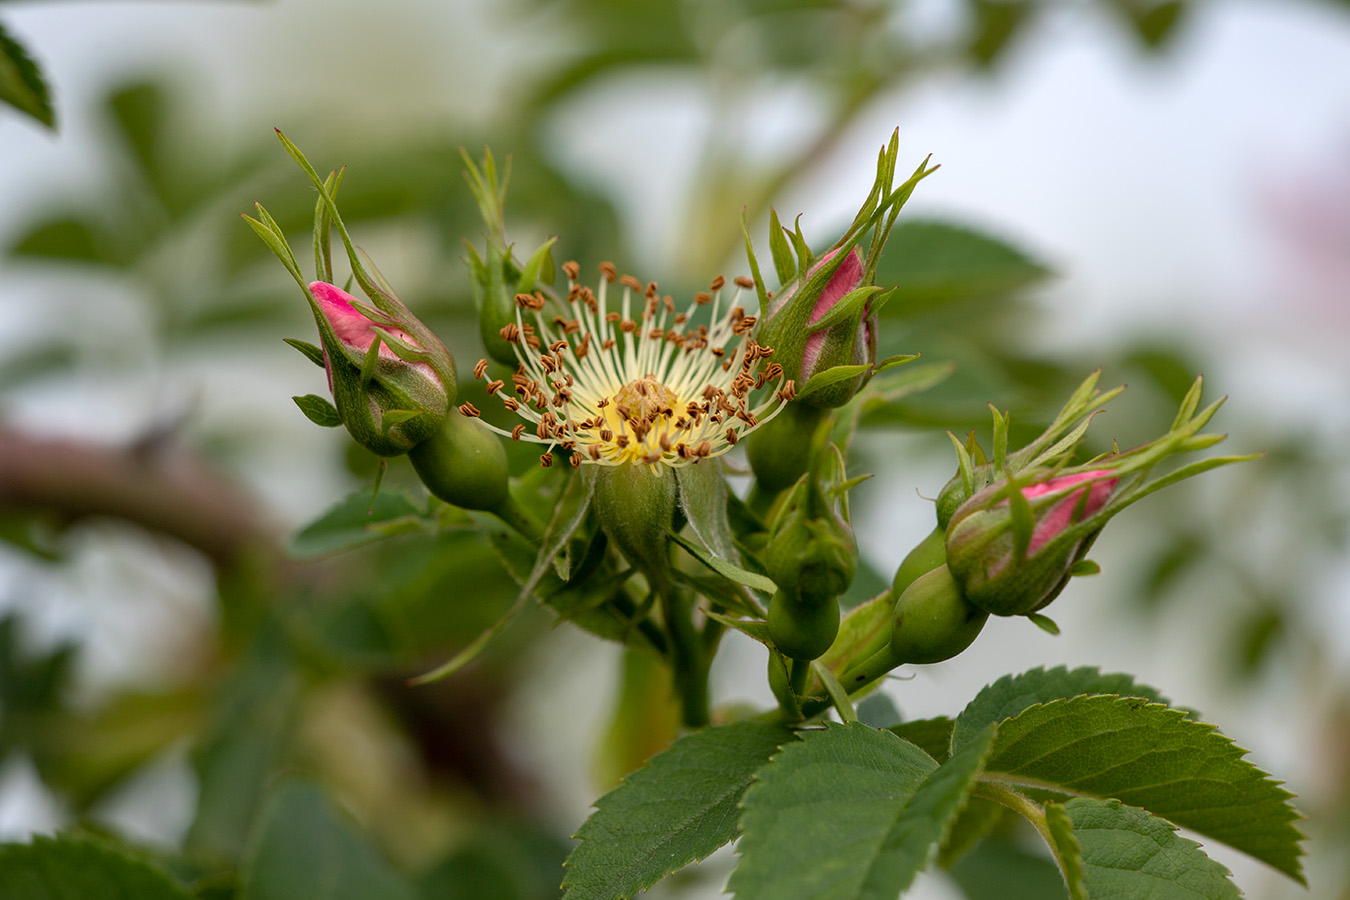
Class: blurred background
1,0,1348,898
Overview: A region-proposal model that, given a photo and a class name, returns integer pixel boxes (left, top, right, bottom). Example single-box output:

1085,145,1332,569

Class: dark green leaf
562,720,793,900
8,217,107,262
241,780,418,900
293,394,342,427
952,666,1170,752
289,489,425,559
947,833,1066,900
985,696,1305,883
0,23,55,129
732,722,994,900
876,220,1050,314
1064,797,1242,898
0,834,194,899
887,716,954,763
856,693,901,729
936,797,1004,869
969,0,1035,66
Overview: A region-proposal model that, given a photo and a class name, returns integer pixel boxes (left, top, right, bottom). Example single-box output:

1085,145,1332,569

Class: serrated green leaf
1043,803,1088,900
733,722,993,900
289,489,424,559
0,23,55,129
1065,797,1242,899
241,780,418,900
293,394,342,427
0,834,193,899
984,695,1305,883
887,717,954,763
562,720,793,900
952,666,1170,752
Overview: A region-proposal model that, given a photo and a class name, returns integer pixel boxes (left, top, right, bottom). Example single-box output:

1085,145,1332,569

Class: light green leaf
732,722,993,900
0,23,55,129
293,394,342,427
984,695,1305,883
289,489,425,559
241,780,418,900
1043,802,1087,900
1065,797,1243,899
562,720,793,900
0,834,193,899
669,531,777,593
952,666,1171,752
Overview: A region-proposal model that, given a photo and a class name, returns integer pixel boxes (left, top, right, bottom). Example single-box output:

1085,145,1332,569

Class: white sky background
2,1,1350,898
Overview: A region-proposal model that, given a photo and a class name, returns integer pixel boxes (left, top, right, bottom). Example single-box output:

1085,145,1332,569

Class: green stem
663,587,709,728
490,490,544,542
789,657,810,697
972,781,1074,883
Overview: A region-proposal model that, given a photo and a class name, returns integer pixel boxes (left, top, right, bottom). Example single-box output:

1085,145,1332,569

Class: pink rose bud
945,469,1119,616
305,280,455,457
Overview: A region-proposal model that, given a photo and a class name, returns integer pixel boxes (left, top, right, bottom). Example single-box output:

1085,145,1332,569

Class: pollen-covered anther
474,358,489,379
459,402,481,418
563,260,580,281
734,276,755,289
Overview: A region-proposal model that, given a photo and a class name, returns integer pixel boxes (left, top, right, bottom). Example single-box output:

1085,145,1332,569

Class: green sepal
292,394,342,427
768,207,796,284
284,338,326,368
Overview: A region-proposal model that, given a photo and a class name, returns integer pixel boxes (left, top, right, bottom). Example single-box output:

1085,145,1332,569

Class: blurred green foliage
1,0,1347,897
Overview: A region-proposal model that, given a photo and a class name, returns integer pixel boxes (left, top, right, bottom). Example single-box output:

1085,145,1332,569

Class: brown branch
0,426,278,569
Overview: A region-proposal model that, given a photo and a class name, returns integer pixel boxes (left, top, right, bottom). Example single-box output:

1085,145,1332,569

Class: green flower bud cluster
763,457,858,661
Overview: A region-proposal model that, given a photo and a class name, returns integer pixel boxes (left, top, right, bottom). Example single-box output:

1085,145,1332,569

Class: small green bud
891,526,947,597
408,406,510,512
890,565,988,664
764,480,856,602
768,589,841,662
746,403,827,494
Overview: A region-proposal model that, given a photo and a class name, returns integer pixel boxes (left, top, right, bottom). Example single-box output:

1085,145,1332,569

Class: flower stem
662,587,709,728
